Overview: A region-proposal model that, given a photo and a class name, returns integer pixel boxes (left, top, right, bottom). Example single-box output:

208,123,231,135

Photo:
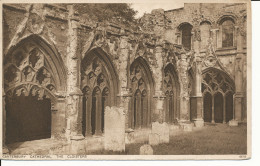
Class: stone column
211,95,215,123
190,28,204,127
152,45,165,123
191,57,204,127
95,94,102,135
85,95,92,136
153,95,165,123
136,93,141,128
2,90,9,154
233,31,244,123
118,35,132,129
178,52,190,123
223,97,226,123
66,5,84,140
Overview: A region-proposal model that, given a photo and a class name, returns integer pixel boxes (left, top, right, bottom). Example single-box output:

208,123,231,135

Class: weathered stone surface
69,139,86,154
2,3,247,155
169,124,180,131
104,106,125,152
152,122,170,143
149,133,160,146
194,119,204,128
140,144,153,155
84,137,104,153
229,119,239,127
125,128,151,144
180,123,194,132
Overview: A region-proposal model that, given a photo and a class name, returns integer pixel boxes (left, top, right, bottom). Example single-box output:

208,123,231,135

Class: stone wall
2,3,248,151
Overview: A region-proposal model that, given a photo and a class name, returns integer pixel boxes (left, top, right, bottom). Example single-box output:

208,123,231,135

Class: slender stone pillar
85,96,92,136
211,95,215,123
136,93,141,128
95,94,102,135
191,30,204,127
128,93,134,129
66,5,84,140
191,60,204,127
233,31,244,123
223,97,226,123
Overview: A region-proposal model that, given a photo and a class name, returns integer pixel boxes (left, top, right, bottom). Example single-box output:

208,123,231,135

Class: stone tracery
4,40,61,144
202,68,235,123
4,41,57,100
163,64,180,123
2,3,248,153
81,49,117,136
129,57,153,129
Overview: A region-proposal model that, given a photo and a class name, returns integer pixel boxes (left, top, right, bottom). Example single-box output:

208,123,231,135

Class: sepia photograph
0,0,251,160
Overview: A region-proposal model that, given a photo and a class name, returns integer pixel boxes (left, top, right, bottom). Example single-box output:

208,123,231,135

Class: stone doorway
3,38,66,145
6,95,51,144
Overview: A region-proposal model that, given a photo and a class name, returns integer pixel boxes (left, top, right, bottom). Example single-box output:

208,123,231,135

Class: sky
130,2,184,18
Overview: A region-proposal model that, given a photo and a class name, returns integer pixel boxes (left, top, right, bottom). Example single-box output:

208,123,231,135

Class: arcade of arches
2,3,247,149
2,37,246,144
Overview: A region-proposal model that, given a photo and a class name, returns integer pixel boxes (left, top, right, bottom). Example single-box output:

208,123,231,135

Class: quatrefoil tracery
202,70,234,95
4,42,57,98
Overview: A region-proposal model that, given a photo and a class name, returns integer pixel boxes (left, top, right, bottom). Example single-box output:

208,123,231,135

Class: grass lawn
125,123,247,155
7,123,247,155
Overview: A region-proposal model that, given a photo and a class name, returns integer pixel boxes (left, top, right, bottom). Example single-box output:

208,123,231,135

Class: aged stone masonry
2,3,247,152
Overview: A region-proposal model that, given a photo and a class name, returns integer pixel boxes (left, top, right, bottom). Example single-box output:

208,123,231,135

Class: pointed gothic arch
129,57,154,129
4,35,66,144
81,48,119,136
163,63,180,123
202,67,235,123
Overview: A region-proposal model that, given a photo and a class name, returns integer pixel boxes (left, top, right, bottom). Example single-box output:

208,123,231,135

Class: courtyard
2,3,248,158
7,123,247,155
90,123,247,155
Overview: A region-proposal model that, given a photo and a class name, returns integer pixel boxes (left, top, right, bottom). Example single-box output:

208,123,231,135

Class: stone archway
5,85,53,144
202,68,235,123
81,48,118,136
3,37,65,144
163,64,180,123
129,57,154,129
